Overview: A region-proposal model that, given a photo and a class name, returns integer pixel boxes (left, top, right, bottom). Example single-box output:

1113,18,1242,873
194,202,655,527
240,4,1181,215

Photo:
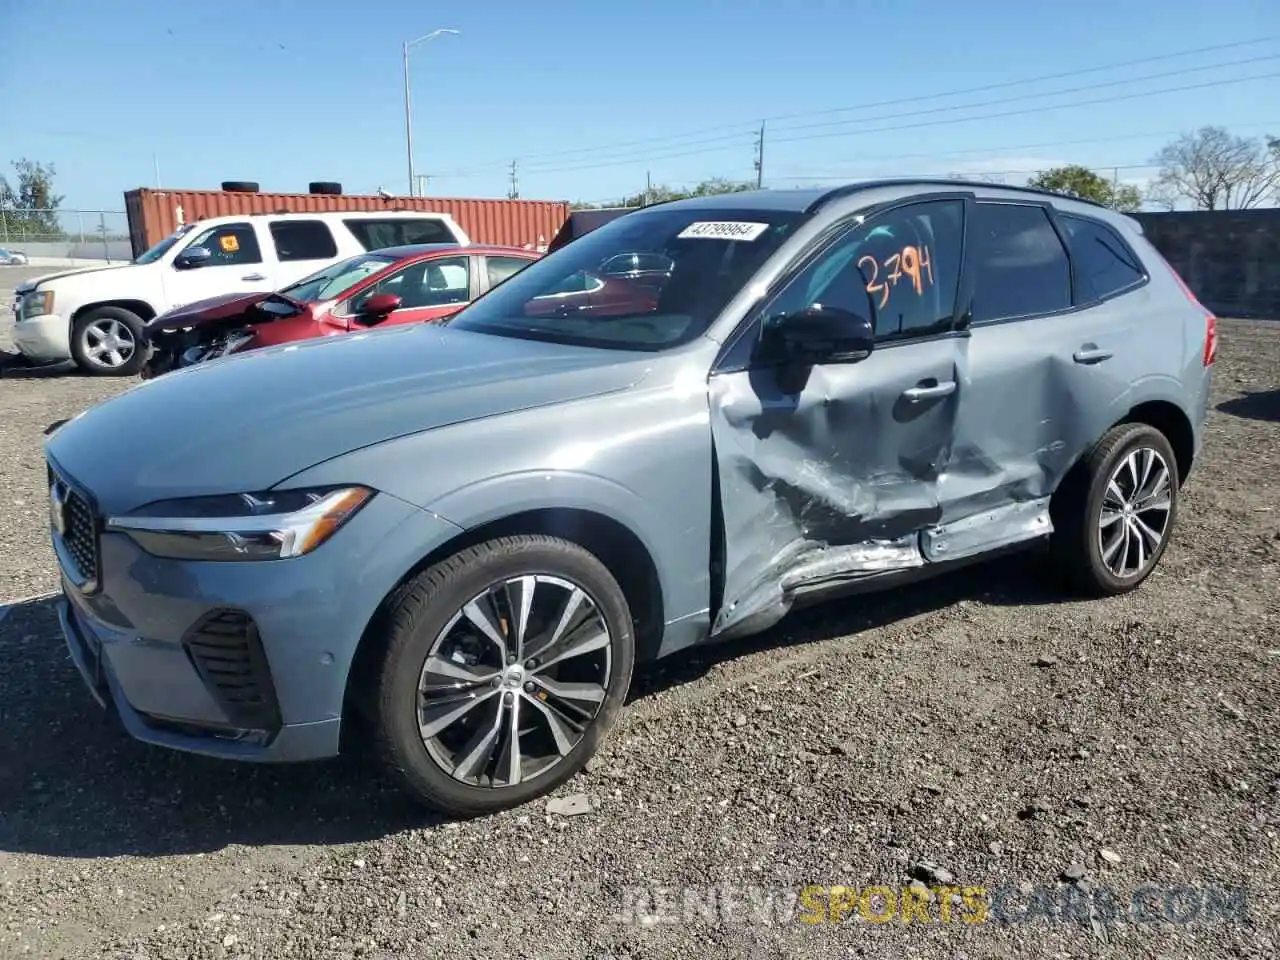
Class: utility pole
645,170,652,207
416,174,429,196
754,121,766,189
508,160,519,199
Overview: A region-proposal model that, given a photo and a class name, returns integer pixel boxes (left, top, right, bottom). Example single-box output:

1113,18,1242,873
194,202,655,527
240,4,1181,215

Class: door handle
241,273,266,282
901,380,957,403
1073,346,1113,364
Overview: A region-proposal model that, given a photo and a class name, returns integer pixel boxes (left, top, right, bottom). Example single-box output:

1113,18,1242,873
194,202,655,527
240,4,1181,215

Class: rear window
344,217,456,251
270,220,338,262
1058,214,1147,303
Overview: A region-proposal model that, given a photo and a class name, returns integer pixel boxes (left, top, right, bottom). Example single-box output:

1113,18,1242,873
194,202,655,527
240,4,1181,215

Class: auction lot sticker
677,221,770,241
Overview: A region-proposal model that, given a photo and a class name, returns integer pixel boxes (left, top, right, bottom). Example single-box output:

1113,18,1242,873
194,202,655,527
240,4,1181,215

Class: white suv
10,210,471,375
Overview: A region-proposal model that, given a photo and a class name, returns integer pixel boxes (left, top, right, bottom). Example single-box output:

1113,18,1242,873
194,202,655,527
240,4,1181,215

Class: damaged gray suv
47,180,1215,816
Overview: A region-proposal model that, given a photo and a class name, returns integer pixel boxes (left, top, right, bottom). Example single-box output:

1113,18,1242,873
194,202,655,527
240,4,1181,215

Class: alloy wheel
417,574,612,788
83,318,137,369
1097,446,1173,578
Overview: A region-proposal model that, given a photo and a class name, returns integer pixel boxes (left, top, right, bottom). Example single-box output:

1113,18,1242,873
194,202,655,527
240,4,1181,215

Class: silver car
45,180,1215,816
0,247,29,265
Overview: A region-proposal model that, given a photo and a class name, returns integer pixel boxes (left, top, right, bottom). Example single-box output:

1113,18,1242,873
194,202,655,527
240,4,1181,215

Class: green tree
1148,126,1280,210
0,159,65,237
1027,164,1142,212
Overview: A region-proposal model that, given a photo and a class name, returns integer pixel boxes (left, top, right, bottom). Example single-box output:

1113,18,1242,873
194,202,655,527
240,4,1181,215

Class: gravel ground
1,313,1277,960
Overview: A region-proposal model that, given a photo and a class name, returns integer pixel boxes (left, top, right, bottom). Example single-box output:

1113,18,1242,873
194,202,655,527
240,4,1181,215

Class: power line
769,162,1159,183
769,121,1280,175
766,70,1280,148
496,71,1280,180
417,36,1278,177
441,55,1277,181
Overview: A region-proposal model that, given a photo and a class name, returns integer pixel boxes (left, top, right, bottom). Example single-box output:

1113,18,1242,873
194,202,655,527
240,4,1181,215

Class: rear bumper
59,594,341,762
13,312,70,361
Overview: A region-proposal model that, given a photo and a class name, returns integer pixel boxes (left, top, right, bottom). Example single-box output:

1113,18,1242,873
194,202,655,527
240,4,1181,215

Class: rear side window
344,218,456,251
1058,214,1146,303
486,255,532,288
970,204,1071,323
270,221,338,262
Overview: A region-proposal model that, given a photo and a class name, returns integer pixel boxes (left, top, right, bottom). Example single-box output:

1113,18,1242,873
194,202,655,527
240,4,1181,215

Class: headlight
20,290,54,318
105,486,372,561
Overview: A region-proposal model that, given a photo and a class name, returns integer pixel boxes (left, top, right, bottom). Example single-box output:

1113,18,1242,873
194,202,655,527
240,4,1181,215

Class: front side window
184,223,261,266
347,256,471,312
969,203,1071,322
344,217,455,251
767,199,965,343
1058,214,1146,303
447,207,806,351
136,224,196,264
278,253,395,302
271,220,338,262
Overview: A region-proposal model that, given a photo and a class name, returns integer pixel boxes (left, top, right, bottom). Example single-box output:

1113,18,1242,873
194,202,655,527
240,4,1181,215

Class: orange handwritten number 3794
858,244,934,310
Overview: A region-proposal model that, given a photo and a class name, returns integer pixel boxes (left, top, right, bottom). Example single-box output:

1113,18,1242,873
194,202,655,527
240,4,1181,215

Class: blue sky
1,0,1277,215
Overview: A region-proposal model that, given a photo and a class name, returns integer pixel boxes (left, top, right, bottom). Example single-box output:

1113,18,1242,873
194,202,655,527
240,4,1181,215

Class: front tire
1050,423,1180,596
70,306,147,376
370,535,635,817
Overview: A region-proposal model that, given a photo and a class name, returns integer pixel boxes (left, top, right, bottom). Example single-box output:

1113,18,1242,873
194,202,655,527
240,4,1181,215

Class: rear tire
1050,423,1179,596
370,535,635,817
70,306,147,376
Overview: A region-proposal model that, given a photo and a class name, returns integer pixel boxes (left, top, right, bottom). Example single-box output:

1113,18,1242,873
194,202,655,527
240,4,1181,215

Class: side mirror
354,292,402,325
174,246,213,269
757,304,875,367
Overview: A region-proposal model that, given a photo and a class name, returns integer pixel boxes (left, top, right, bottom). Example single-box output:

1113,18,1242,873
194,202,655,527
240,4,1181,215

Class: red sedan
140,243,541,377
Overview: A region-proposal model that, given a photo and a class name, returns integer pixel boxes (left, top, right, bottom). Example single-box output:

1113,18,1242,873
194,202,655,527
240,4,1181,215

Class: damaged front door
708,197,968,638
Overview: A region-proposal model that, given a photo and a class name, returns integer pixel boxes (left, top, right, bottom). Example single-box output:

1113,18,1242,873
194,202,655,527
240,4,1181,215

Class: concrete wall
1134,210,1280,320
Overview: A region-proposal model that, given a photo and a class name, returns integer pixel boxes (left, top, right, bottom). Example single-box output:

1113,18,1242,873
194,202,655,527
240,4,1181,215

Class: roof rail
806,178,1111,214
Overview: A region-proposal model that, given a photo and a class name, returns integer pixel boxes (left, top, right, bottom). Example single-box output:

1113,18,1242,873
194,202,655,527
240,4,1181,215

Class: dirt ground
1,300,1277,959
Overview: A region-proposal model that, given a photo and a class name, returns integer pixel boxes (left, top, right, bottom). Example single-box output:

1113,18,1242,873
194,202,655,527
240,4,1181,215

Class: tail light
1202,316,1217,366
1157,252,1216,366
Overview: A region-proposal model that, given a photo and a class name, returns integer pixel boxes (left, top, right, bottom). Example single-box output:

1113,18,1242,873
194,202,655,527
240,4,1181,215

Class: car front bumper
13,311,70,361
52,482,465,763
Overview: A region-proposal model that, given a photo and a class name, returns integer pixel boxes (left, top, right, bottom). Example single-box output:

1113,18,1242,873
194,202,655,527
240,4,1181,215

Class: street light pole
402,28,459,198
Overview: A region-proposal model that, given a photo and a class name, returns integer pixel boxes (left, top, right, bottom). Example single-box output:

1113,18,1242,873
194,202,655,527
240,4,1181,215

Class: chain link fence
0,208,132,262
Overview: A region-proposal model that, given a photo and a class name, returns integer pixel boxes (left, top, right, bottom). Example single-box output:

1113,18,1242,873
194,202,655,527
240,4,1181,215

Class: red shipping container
124,187,570,258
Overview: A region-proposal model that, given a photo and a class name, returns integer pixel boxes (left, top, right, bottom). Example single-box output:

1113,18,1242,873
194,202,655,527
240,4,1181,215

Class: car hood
15,262,136,294
146,291,298,331
45,322,652,514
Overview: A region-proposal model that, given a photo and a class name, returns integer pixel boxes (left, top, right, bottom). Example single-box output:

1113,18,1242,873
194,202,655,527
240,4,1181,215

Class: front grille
182,609,282,733
48,465,101,589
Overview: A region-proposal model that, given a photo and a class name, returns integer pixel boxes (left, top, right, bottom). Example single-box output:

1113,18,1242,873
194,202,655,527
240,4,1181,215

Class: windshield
134,224,196,264
447,206,806,350
278,253,396,302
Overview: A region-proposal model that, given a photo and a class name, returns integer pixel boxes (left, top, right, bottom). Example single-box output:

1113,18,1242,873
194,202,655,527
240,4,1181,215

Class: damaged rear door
708,197,969,638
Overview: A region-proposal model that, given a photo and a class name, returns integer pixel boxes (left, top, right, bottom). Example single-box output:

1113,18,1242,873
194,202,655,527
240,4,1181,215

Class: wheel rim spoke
462,595,509,661
523,693,583,757
450,700,504,780
529,626,610,674
494,696,524,786
502,575,537,658
421,652,499,688
418,572,612,788
534,676,606,705
419,689,497,739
